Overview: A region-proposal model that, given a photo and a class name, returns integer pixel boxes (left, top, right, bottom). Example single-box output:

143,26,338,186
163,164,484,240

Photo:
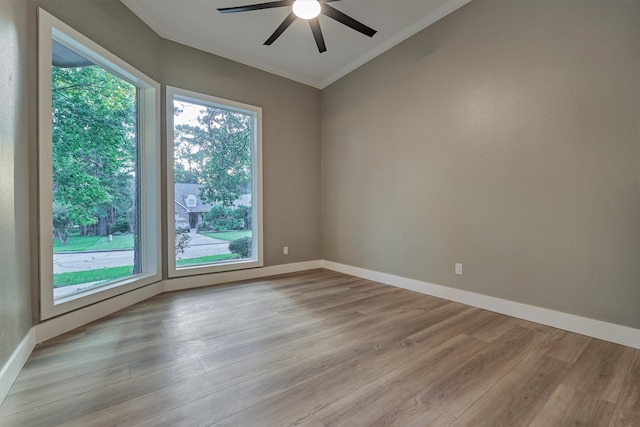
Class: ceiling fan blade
264,12,297,45
322,3,377,37
218,0,292,13
309,18,327,53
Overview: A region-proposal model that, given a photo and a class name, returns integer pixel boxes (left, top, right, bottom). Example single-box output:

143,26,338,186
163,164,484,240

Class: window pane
173,98,255,268
51,40,141,301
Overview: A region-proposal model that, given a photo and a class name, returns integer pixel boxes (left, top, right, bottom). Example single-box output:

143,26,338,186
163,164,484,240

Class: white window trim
38,9,161,320
166,86,263,278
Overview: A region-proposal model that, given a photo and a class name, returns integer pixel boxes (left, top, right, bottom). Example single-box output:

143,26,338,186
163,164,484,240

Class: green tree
200,206,243,232
174,104,252,206
233,205,251,230
51,63,137,235
52,203,72,245
175,228,192,259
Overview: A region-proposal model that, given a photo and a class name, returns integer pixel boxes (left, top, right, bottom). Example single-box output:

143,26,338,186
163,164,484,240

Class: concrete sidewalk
184,229,227,246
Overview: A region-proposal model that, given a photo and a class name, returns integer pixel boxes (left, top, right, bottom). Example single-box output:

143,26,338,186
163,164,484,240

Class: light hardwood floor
1,269,639,426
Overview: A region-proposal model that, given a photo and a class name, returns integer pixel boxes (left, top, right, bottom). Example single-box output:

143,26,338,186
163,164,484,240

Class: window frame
38,9,161,320
166,86,263,278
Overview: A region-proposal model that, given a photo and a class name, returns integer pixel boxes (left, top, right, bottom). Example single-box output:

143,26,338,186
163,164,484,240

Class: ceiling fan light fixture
218,0,377,53
292,0,321,20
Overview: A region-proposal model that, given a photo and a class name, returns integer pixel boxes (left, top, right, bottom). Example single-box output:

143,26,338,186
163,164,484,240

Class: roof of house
174,183,251,213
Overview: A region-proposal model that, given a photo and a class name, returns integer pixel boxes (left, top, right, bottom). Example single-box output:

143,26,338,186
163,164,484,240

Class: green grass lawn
176,253,239,267
53,254,241,287
201,230,252,241
54,265,133,288
54,234,134,252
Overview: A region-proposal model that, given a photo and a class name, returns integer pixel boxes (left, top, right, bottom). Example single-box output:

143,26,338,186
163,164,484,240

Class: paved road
53,231,234,274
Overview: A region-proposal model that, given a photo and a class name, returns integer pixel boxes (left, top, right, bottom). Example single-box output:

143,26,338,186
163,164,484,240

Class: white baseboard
0,329,36,406
163,260,323,292
321,260,640,350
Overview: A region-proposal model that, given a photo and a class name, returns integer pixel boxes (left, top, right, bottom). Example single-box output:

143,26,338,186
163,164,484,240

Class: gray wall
321,0,640,329
0,0,32,369
32,0,161,81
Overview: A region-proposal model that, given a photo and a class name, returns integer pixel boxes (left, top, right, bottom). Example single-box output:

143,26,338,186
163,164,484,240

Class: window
167,86,263,276
38,9,161,319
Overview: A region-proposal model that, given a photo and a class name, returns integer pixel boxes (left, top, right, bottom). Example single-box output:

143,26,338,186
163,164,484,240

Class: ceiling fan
217,0,377,53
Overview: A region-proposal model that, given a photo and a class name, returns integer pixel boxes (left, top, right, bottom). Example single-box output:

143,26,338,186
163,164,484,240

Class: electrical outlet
455,263,463,275
283,246,289,255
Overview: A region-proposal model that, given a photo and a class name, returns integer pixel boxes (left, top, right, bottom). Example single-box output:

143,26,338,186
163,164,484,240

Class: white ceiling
121,0,471,88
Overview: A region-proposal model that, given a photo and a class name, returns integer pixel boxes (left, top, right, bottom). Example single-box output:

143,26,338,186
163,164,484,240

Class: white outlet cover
455,263,463,275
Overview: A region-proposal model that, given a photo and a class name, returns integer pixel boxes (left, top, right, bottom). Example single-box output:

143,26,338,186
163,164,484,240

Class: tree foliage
174,103,252,206
51,63,137,238
52,203,72,245
197,205,251,232
175,228,191,259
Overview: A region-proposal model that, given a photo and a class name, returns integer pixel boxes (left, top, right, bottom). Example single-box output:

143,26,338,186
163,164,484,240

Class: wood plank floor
1,269,639,426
